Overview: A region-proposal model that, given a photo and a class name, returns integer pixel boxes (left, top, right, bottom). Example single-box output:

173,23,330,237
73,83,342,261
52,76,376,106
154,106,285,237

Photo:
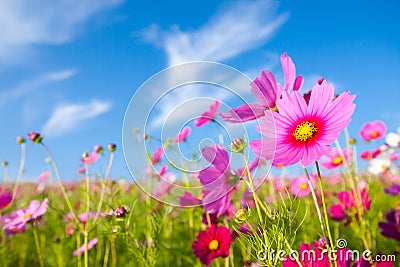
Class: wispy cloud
0,69,77,108
140,0,288,128
0,0,123,64
42,100,112,137
142,0,288,66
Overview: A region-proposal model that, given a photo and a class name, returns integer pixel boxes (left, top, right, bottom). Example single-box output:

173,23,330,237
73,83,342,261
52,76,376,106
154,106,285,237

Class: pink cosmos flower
174,126,192,143
192,225,232,266
198,145,236,217
81,152,99,164
38,170,51,182
2,198,48,234
360,120,387,142
251,81,356,166
151,146,163,165
329,188,371,223
73,237,98,256
321,148,352,169
195,100,220,127
221,53,303,123
0,191,12,209
290,175,316,198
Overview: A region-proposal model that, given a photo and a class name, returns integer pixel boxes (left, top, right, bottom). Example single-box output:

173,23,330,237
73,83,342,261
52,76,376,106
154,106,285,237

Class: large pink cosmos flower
195,100,220,127
221,53,303,123
329,188,371,223
251,81,356,166
192,225,232,266
360,120,387,142
321,148,352,169
198,145,237,217
151,146,163,165
174,126,192,143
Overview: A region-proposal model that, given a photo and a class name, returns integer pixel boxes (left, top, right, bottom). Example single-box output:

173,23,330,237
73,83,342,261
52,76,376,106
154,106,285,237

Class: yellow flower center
371,132,378,138
208,240,219,251
293,121,318,141
23,213,32,220
300,183,309,190
333,157,343,165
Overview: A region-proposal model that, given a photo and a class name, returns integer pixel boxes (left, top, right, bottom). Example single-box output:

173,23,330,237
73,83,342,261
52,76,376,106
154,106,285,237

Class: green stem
241,152,269,247
302,166,327,240
76,234,82,267
33,227,44,267
12,143,26,203
41,143,79,224
83,231,89,267
315,162,337,267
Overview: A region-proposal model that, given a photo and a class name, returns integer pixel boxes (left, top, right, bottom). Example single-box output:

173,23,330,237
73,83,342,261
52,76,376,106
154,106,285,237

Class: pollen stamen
293,121,318,141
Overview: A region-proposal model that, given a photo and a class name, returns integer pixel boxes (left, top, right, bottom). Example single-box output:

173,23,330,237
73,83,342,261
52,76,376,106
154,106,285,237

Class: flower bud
234,208,250,224
133,128,140,134
230,138,246,153
108,143,116,152
82,151,89,159
93,145,103,154
114,206,127,218
16,136,25,144
1,161,8,167
144,134,149,141
349,138,357,145
28,132,43,144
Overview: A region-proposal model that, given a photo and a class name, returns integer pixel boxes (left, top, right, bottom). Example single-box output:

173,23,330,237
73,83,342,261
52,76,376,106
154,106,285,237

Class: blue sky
0,0,399,181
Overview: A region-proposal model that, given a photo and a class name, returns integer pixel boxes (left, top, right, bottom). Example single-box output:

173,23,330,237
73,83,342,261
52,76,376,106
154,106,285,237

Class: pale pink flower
290,175,315,198
73,237,98,256
195,100,220,127
38,170,51,182
360,120,387,142
320,148,352,169
174,126,191,143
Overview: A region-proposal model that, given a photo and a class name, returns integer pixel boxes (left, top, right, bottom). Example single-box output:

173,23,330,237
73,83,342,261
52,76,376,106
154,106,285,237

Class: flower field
1,53,399,267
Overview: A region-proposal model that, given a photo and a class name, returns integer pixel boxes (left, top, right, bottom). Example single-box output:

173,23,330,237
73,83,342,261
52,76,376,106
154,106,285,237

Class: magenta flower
38,170,51,182
251,81,356,166
178,192,202,207
360,120,387,142
384,184,400,196
81,152,100,164
151,146,163,165
0,191,12,209
2,198,48,234
174,126,191,143
282,238,353,267
195,100,220,127
320,148,352,169
198,145,235,217
378,208,400,241
192,225,232,266
73,237,98,256
290,175,316,198
329,189,371,223
27,132,43,144
221,53,303,123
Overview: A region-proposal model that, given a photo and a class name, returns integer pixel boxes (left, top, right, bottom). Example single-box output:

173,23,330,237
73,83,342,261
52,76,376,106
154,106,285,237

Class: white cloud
42,100,112,137
0,0,123,63
0,69,77,108
142,0,288,66
140,0,288,129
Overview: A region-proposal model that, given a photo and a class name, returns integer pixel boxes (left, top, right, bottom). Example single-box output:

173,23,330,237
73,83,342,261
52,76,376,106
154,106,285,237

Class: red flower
192,225,232,266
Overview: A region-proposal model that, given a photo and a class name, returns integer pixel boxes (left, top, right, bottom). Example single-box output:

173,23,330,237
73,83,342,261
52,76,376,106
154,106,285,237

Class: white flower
386,132,400,148
368,158,391,175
